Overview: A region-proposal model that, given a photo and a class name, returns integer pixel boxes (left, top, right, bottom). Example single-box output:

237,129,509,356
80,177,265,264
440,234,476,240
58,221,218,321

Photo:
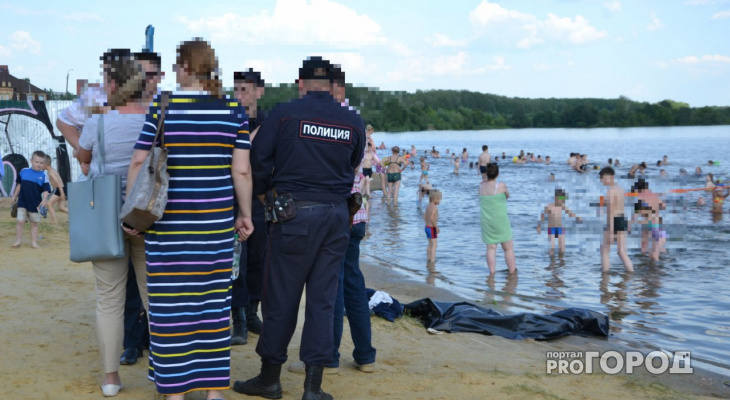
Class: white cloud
177,0,386,48
484,55,511,71
315,52,368,76
542,14,607,44
384,52,501,83
469,0,534,25
10,31,41,55
711,10,730,19
469,1,606,49
683,0,723,5
0,45,10,58
646,12,665,31
63,12,102,22
429,34,467,48
604,1,622,12
0,4,41,15
675,54,730,64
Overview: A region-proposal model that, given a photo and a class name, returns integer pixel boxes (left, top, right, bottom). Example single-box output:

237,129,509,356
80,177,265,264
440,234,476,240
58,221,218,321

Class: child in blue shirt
11,151,51,248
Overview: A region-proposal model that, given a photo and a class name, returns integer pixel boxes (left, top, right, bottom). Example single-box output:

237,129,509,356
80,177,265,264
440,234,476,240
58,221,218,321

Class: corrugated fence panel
0,100,83,181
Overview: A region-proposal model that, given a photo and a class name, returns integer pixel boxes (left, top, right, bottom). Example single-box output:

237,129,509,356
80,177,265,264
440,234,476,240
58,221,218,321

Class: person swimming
628,162,647,179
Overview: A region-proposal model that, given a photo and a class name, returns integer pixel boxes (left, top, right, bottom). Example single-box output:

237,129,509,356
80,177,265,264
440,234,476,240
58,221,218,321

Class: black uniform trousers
256,202,349,366
232,199,267,308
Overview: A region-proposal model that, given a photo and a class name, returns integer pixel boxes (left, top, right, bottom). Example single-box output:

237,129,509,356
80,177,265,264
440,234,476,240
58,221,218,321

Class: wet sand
0,201,728,400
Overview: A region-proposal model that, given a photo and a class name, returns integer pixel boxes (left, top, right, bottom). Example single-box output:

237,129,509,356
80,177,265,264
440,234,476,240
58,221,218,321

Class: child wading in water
599,167,634,272
479,163,517,275
419,156,430,184
537,189,581,255
424,189,441,264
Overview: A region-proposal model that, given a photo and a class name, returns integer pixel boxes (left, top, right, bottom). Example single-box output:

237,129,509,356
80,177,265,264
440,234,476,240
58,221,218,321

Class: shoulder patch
300,121,352,144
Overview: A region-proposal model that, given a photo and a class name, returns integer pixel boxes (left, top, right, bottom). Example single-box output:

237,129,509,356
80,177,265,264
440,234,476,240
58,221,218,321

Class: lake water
365,126,730,375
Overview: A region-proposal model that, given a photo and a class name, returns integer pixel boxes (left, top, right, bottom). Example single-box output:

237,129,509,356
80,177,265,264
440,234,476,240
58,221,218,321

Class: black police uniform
251,91,365,366
231,109,267,311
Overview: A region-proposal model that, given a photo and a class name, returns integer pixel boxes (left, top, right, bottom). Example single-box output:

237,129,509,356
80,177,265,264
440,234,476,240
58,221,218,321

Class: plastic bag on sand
404,298,609,340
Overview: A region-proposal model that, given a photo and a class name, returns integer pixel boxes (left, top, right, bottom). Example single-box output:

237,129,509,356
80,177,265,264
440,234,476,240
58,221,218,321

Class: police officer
233,57,364,400
230,69,268,345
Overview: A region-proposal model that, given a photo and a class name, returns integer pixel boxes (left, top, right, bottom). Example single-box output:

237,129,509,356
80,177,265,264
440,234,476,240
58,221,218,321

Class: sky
0,0,728,107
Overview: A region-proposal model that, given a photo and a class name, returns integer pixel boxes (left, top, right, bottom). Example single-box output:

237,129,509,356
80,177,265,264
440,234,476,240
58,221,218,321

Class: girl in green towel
479,163,517,275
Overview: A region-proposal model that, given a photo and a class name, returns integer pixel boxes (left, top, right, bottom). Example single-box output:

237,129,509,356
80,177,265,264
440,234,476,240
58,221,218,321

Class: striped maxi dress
133,91,250,396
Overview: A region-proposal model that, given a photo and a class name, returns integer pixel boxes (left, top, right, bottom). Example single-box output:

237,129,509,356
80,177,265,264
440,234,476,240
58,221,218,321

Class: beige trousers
92,233,148,373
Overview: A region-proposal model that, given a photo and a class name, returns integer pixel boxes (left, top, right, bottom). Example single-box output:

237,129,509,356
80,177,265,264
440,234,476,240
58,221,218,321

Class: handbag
120,93,170,231
68,114,125,262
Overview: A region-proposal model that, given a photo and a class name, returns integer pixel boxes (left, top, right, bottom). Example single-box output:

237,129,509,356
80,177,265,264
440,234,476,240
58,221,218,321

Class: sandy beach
1,201,728,400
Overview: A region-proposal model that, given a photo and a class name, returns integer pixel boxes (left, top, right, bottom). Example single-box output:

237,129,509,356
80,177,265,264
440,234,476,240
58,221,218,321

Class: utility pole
66,69,73,95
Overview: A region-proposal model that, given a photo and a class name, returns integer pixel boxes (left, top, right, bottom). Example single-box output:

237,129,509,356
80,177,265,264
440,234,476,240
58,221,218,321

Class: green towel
480,194,513,244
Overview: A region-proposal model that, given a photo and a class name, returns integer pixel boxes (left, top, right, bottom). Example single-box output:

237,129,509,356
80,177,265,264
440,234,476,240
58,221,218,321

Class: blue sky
1,0,728,106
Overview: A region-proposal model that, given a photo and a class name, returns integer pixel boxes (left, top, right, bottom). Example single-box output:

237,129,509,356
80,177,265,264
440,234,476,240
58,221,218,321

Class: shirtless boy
452,153,460,174
537,189,581,255
631,179,666,261
424,189,441,263
42,154,67,223
361,142,375,197
477,145,491,176
599,167,634,272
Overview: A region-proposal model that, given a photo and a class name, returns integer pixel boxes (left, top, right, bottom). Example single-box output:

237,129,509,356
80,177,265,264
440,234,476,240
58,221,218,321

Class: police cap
234,68,265,87
299,56,342,83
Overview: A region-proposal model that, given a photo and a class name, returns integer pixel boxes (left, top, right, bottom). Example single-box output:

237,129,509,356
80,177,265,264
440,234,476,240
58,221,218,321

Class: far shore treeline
251,84,730,132
46,84,730,132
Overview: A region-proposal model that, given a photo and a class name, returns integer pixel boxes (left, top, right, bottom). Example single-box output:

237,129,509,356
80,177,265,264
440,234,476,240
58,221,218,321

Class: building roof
0,65,47,94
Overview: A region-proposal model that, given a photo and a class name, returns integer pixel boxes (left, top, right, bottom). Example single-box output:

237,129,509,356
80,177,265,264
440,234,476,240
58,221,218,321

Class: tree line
251,85,730,132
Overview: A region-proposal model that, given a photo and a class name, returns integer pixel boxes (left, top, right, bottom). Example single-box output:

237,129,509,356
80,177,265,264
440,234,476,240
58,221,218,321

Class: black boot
247,300,263,334
231,307,248,345
233,361,283,399
302,365,333,400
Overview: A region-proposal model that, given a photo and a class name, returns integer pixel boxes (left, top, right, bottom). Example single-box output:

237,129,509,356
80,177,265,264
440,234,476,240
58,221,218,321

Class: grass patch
524,371,543,381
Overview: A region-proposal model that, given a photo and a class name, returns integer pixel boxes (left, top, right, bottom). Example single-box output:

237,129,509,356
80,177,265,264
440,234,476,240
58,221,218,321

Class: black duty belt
296,201,334,209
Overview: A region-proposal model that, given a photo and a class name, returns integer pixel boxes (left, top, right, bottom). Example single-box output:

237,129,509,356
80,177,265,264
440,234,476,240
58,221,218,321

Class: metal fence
0,100,82,180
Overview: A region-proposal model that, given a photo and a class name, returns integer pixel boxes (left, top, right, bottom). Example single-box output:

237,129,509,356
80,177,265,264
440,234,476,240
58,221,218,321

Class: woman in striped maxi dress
125,38,253,400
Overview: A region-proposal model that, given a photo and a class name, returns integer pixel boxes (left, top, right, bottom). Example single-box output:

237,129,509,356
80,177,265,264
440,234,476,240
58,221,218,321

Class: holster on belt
347,192,363,227
265,189,296,224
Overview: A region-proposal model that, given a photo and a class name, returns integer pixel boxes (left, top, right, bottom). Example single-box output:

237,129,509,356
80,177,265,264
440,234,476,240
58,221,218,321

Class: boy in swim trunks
423,189,441,263
599,167,634,272
452,153,460,174
537,189,582,255
630,179,666,261
361,142,375,197
478,145,491,176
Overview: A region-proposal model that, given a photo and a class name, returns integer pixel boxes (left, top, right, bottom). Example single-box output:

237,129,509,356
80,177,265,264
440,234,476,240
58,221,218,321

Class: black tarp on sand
404,298,609,340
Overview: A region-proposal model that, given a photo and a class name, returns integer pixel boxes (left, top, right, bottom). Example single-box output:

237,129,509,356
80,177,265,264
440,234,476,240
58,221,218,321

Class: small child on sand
11,150,51,248
537,189,581,255
599,167,634,272
424,189,441,264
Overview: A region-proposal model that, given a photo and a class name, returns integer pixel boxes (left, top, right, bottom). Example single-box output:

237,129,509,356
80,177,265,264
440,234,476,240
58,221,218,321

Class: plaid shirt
352,173,368,225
